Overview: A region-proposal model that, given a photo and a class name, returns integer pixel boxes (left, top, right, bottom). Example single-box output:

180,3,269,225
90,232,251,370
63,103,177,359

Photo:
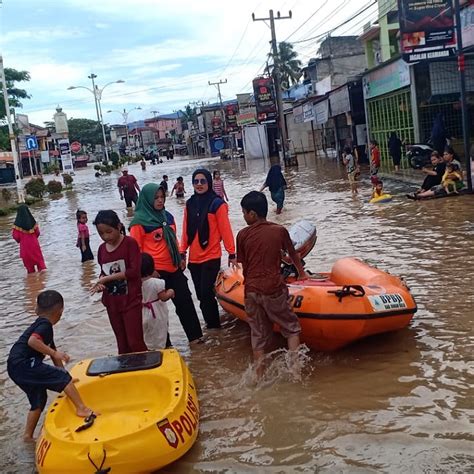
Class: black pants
188,258,221,329
158,268,203,342
124,193,138,208
79,238,94,262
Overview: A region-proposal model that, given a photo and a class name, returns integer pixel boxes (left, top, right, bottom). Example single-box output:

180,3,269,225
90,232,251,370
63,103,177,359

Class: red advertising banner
252,76,277,123
225,103,239,131
398,0,456,63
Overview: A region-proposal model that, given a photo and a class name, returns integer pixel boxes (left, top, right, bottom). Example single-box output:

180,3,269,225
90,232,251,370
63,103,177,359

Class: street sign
70,141,81,153
25,135,38,151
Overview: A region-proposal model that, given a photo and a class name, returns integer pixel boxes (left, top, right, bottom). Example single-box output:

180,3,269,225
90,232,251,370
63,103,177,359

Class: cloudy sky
1,0,375,126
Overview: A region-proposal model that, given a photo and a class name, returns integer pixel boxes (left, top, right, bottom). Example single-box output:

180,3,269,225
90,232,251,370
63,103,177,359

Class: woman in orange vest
130,183,203,344
180,169,237,329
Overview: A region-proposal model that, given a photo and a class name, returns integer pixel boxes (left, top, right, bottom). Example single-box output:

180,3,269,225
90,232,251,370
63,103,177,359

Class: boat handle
220,278,241,294
327,285,366,302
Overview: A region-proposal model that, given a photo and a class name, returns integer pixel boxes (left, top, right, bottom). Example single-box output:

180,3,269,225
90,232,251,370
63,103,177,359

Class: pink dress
12,225,46,273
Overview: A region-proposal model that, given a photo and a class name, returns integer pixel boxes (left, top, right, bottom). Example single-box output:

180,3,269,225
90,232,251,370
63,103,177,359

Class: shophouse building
360,0,474,169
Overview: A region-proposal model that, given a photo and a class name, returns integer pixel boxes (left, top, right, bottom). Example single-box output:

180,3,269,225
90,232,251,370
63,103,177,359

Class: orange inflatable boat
215,221,417,351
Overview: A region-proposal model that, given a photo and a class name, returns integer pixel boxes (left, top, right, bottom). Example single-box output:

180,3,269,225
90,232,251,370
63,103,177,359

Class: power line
283,0,330,42
290,0,377,45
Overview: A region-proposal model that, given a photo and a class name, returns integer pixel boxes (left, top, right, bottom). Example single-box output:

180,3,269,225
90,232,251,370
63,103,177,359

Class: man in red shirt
237,191,308,379
117,167,140,209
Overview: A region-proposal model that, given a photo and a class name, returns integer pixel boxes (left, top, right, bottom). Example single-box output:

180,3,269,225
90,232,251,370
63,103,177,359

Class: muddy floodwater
1,154,473,473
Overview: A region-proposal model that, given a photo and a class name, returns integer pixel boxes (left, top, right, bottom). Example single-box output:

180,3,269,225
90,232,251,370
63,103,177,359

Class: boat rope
87,449,111,473
218,276,241,293
327,285,365,302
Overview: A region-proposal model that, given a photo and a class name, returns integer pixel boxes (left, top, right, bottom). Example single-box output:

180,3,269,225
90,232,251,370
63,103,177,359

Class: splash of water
237,345,313,390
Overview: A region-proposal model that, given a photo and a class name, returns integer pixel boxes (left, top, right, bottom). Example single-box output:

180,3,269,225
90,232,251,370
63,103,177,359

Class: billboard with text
398,0,456,63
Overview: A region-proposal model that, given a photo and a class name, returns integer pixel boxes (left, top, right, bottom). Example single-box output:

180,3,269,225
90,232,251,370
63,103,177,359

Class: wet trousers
158,268,203,342
79,237,94,262
106,304,147,354
188,258,221,329
270,187,285,211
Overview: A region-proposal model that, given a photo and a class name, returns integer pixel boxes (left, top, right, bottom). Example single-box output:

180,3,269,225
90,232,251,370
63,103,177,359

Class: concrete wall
286,113,315,154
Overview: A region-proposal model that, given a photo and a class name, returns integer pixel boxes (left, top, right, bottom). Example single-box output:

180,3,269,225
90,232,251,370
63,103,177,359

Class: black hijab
186,168,220,249
265,164,287,193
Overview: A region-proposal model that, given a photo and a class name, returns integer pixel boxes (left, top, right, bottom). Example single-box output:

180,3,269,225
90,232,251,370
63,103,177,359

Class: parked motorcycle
406,144,434,169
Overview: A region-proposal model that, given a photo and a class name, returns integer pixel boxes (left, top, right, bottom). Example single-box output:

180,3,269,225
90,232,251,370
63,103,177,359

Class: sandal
75,412,97,432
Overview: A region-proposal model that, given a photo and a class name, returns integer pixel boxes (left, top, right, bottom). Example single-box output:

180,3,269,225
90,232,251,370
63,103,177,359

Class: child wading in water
91,210,147,354
76,210,94,262
342,146,358,195
371,180,385,199
212,171,228,201
171,176,185,198
141,253,175,350
236,191,309,379
7,290,95,441
12,204,46,273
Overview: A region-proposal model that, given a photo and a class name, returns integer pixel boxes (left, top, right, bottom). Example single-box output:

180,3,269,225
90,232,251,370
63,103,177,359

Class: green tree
67,118,104,146
269,41,302,91
0,68,30,150
0,68,31,119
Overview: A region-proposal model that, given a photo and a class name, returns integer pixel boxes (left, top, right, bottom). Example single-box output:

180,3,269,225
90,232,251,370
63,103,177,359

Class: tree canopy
66,118,104,146
0,68,31,120
0,67,31,150
269,41,302,91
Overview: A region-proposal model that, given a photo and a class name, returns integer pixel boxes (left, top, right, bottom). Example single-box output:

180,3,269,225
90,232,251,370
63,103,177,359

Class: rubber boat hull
216,257,417,351
36,349,199,474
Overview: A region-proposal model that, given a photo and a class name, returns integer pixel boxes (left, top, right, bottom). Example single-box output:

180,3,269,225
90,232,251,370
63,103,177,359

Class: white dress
142,277,169,350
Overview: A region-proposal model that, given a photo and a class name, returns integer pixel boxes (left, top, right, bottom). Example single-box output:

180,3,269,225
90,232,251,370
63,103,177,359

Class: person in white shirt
141,253,175,349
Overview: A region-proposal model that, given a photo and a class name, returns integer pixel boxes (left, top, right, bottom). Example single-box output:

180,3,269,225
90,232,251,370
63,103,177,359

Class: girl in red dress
91,210,147,354
12,204,46,273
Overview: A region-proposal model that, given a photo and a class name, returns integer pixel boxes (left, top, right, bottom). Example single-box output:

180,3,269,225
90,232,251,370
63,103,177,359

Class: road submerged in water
0,154,473,473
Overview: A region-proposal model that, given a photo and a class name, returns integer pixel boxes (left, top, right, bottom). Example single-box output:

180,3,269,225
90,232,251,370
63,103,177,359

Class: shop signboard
225,104,239,131
58,138,74,172
303,102,315,122
252,77,277,123
462,3,474,48
293,105,304,124
314,100,329,125
363,59,410,100
329,86,350,117
398,0,456,63
237,108,257,126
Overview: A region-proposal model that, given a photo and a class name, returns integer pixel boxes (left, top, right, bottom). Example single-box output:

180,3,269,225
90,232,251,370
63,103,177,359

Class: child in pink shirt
76,210,94,262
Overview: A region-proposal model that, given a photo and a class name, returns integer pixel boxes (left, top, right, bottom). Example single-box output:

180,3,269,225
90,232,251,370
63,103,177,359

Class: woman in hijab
180,169,236,329
388,132,403,171
260,164,287,214
12,204,46,273
129,183,203,344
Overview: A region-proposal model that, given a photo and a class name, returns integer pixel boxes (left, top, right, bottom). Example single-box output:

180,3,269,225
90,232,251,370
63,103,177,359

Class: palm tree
268,41,302,90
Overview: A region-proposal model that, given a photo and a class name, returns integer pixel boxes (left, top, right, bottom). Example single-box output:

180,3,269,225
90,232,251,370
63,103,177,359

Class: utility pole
0,54,24,202
253,9,292,164
454,0,472,192
208,79,227,132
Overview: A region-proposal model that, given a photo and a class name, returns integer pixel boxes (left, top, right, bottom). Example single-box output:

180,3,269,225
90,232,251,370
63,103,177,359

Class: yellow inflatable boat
36,350,199,474
369,193,393,203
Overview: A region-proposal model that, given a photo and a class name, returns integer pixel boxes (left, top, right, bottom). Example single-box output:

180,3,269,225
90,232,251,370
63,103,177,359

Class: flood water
1,154,473,473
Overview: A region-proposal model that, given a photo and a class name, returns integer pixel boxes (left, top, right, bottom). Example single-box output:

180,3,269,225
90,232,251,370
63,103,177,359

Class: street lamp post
107,107,141,152
0,54,24,202
67,75,124,163
151,110,159,152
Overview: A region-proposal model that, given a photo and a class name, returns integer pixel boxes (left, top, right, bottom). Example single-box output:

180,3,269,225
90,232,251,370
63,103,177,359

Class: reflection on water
0,154,473,473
